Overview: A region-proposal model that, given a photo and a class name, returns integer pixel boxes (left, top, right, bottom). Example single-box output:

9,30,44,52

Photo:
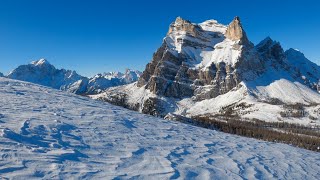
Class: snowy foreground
0,78,319,179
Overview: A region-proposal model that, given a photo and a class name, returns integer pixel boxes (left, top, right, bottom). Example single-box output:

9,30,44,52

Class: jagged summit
257,36,275,46
167,16,200,36
225,16,249,44
174,16,192,24
256,37,286,62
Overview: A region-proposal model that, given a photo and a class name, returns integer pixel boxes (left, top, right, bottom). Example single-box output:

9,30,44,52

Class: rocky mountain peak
285,48,305,59
168,16,199,36
256,37,285,61
256,37,274,47
225,16,249,44
174,16,190,25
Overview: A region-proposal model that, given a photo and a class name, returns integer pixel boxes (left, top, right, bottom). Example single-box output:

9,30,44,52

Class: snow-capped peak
164,16,247,68
198,19,226,33
31,58,51,66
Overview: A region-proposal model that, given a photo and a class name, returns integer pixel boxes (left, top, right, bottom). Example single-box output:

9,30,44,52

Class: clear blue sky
0,0,319,77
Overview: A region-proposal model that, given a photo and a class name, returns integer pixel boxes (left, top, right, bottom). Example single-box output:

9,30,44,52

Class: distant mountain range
92,16,320,125
5,59,141,95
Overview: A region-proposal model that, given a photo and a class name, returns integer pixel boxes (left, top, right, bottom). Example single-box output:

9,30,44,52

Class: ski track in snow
0,77,319,179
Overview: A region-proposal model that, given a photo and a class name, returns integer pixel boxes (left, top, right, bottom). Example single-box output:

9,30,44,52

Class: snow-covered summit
199,19,227,33
31,58,51,66
164,16,251,68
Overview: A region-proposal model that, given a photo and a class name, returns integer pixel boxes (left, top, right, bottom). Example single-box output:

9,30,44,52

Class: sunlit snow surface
0,78,319,179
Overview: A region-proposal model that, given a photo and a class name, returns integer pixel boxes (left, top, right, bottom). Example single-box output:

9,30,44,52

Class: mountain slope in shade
0,77,319,179
94,17,320,125
7,59,141,95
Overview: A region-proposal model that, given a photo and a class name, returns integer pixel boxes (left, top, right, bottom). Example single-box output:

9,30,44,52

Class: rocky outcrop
167,17,201,37
256,37,286,66
225,17,250,45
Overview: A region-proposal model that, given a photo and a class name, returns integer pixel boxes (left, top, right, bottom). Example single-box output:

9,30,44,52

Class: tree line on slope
169,114,320,152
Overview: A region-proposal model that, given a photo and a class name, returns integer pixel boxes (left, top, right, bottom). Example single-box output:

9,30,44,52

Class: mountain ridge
94,16,320,125
7,59,142,95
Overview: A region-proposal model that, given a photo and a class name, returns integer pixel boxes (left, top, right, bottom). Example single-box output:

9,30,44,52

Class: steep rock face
137,16,262,101
225,16,250,45
0,72,3,77
256,37,287,68
167,17,201,37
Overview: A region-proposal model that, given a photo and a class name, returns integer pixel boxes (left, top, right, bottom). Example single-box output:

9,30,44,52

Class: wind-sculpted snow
0,78,319,179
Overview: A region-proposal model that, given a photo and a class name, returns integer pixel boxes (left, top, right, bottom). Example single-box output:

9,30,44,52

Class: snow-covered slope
96,17,320,125
7,59,141,95
0,77,319,179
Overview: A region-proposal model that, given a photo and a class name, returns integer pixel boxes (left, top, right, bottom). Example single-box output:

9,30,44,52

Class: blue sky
0,0,319,76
